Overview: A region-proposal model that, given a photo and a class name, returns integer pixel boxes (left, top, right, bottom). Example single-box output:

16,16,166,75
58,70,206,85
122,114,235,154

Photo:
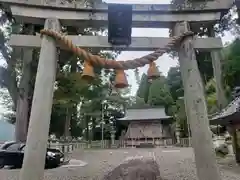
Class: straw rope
40,29,194,70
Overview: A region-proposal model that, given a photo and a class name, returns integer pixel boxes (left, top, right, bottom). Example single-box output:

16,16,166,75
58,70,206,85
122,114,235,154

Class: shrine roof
118,107,171,121
210,97,240,125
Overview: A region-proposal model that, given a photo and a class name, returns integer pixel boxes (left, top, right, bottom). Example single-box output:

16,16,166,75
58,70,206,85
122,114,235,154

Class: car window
6,143,22,151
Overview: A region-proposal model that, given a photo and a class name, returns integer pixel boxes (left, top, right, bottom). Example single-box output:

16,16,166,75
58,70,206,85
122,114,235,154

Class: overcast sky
0,0,236,115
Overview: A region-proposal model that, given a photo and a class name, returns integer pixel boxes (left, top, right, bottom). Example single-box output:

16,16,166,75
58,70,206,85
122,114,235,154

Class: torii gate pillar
173,21,221,180
19,18,60,180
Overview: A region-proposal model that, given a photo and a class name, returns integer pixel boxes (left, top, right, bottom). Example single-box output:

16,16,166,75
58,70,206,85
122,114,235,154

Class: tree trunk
63,57,77,138
15,48,32,142
15,25,35,142
92,117,96,140
64,107,71,138
86,116,89,141
6,50,19,110
15,97,29,142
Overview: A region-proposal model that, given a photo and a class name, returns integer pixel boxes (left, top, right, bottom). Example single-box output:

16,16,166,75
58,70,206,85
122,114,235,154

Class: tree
0,10,17,108
128,96,150,109
205,78,219,114
224,38,240,90
52,69,89,138
136,73,150,103
171,0,239,35
49,48,124,139
175,98,189,138
166,66,189,137
135,71,174,109
0,3,122,141
148,77,172,107
167,66,183,101
195,52,214,84
0,10,34,142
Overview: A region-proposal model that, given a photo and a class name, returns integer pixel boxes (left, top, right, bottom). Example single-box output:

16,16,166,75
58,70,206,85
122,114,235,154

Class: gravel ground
1,147,240,180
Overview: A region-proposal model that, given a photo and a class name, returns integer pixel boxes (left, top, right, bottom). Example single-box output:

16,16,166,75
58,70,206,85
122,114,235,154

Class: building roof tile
118,107,171,121
210,97,240,120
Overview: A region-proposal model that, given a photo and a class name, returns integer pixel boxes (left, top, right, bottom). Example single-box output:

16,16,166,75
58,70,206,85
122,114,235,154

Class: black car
0,141,65,169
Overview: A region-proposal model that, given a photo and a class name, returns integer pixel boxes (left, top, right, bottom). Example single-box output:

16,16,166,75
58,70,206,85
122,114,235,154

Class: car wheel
0,159,4,169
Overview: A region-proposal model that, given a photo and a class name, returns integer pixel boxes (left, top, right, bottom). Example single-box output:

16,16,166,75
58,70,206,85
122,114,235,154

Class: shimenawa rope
40,29,194,70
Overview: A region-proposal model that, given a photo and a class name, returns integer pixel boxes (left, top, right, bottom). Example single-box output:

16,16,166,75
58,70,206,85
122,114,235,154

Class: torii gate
0,0,235,180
